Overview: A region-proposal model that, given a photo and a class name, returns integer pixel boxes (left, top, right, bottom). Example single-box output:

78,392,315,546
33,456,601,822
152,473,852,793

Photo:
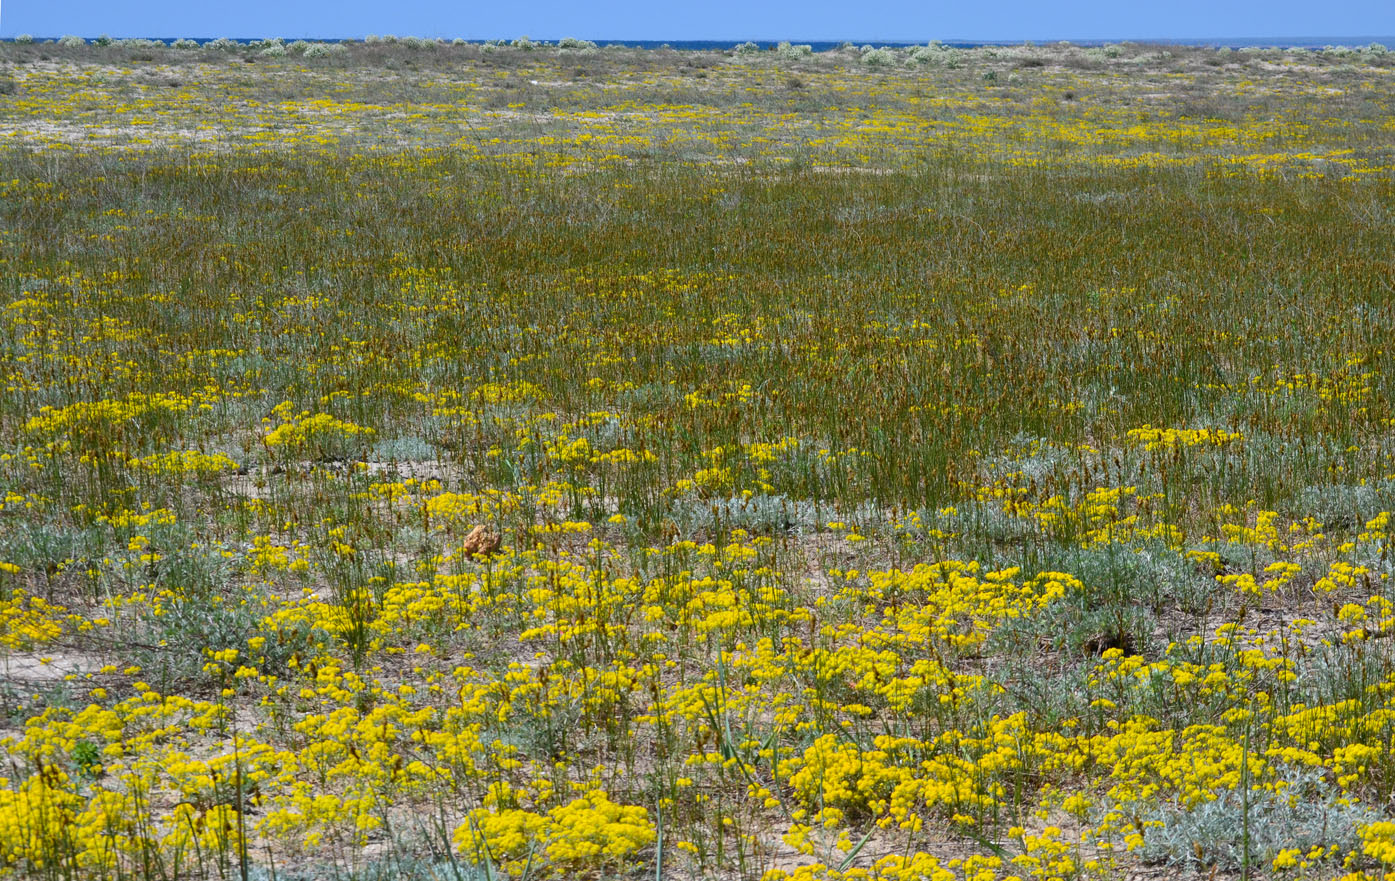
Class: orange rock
462,524,501,558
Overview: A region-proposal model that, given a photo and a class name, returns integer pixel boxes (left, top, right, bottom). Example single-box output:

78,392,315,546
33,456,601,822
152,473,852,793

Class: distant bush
511,36,538,50
558,37,598,50
906,44,939,65
93,34,114,46
1361,42,1390,63
58,35,86,47
303,42,347,58
118,38,166,50
260,43,288,57
171,38,199,50
861,46,898,66
207,37,239,51
401,36,437,50
777,41,813,59
734,41,760,55
14,34,35,45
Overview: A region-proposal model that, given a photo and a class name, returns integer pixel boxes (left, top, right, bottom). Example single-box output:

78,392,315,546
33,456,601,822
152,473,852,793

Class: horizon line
4,34,1394,48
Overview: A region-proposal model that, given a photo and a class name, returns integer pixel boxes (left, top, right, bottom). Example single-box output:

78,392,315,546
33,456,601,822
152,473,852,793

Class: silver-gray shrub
907,43,950,65
861,46,899,67
303,42,348,58
1045,540,1215,612
369,434,439,463
129,588,322,690
671,493,824,536
1137,769,1372,873
1290,479,1395,532
777,41,813,59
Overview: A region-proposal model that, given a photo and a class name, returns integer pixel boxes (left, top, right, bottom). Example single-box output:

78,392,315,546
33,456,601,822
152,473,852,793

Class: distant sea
9,36,1395,50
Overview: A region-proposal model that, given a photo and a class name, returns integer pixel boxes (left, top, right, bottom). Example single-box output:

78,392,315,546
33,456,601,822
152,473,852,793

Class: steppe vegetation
1,35,1395,881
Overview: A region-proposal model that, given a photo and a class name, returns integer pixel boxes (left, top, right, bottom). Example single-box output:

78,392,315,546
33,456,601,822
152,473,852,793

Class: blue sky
3,0,1394,42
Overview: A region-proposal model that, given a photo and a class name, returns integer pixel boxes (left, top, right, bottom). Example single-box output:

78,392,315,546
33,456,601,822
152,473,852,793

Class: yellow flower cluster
121,449,239,476
263,409,373,451
455,789,655,875
1125,425,1244,452
0,588,68,650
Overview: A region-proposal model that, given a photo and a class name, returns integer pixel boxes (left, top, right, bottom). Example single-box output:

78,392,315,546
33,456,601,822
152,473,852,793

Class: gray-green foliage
671,493,823,536
127,588,320,691
0,522,100,594
860,47,899,67
1050,541,1215,612
907,43,945,65
370,434,439,462
302,42,348,59
777,41,813,60
1289,479,1395,531
1138,770,1372,872
246,853,486,881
